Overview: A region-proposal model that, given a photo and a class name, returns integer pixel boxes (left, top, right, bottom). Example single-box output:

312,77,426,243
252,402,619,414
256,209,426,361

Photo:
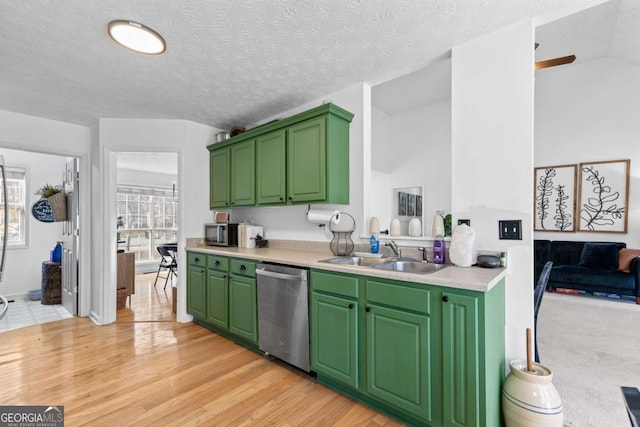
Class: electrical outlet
499,220,522,240
458,219,471,226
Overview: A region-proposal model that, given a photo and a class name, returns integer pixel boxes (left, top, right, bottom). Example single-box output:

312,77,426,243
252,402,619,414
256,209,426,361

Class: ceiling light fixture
108,20,166,55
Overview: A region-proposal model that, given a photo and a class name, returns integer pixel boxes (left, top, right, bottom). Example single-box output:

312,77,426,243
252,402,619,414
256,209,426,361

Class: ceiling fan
534,43,576,70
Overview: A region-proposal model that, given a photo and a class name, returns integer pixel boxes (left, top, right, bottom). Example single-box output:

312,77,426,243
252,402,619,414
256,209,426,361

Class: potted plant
35,184,67,221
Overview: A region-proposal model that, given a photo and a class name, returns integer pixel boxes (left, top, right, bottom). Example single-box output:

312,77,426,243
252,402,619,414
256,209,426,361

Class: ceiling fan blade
535,55,576,70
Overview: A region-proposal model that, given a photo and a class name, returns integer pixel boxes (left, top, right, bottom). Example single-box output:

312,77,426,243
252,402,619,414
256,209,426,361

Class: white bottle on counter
431,211,444,237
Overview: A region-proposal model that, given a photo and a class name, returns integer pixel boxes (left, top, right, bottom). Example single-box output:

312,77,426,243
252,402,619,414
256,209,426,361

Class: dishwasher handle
256,268,304,281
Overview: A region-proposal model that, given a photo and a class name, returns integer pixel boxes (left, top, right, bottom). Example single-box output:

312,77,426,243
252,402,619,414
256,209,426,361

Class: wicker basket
116,288,129,310
47,192,67,222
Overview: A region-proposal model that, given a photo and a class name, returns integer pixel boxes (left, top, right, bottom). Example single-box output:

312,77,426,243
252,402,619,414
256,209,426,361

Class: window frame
1,164,29,249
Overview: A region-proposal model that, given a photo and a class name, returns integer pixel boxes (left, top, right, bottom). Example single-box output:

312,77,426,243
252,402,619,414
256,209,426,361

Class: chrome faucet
418,247,430,262
386,240,401,259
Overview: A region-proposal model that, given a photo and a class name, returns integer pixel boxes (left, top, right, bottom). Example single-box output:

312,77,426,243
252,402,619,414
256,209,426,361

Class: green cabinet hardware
209,103,353,207
186,252,258,347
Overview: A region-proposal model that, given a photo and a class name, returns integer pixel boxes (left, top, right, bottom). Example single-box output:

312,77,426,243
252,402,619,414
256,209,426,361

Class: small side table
41,261,62,305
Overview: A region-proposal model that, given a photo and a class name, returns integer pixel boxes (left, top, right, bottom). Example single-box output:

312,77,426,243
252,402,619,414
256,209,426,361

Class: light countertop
185,243,505,293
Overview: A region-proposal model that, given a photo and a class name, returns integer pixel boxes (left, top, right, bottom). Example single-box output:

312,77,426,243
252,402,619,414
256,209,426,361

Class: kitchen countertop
185,243,505,292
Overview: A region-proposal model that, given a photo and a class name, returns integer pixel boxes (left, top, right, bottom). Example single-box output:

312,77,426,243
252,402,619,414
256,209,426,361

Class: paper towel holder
306,204,324,228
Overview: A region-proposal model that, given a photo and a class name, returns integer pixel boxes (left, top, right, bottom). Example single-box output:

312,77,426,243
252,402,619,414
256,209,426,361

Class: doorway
0,148,82,332
114,152,178,323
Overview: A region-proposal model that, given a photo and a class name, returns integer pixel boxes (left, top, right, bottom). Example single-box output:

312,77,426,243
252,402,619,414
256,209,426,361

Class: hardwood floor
116,273,176,323
1,279,403,426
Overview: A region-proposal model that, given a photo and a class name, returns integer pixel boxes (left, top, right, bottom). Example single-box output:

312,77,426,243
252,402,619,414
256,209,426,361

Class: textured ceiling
0,0,632,130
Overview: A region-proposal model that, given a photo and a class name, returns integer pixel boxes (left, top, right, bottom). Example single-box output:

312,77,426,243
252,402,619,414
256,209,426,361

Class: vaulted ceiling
0,1,633,130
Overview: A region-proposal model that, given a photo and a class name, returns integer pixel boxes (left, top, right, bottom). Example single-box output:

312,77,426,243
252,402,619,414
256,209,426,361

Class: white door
61,158,79,315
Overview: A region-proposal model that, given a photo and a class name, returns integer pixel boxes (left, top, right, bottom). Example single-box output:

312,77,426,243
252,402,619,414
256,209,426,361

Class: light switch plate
499,220,522,240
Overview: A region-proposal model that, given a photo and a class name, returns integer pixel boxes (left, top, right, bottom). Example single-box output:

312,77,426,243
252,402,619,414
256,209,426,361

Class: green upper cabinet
230,139,255,206
209,148,230,209
256,129,287,205
210,140,255,208
287,116,327,203
208,103,353,207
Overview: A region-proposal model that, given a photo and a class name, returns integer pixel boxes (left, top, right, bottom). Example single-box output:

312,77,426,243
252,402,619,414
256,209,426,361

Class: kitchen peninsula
186,240,505,427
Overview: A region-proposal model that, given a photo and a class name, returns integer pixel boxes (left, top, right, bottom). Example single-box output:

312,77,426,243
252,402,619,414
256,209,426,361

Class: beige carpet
538,291,640,426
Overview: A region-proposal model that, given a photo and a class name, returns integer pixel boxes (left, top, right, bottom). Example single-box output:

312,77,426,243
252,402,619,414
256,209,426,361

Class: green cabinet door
210,148,230,208
206,270,228,329
442,292,479,427
228,276,258,344
287,116,326,203
230,139,255,206
310,292,359,389
365,303,432,422
187,265,206,320
256,130,287,205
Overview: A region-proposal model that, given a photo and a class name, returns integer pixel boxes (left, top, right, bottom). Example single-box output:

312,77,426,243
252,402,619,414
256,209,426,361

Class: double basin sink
318,256,447,274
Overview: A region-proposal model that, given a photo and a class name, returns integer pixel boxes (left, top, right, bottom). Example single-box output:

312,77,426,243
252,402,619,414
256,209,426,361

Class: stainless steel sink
318,256,388,267
373,261,447,274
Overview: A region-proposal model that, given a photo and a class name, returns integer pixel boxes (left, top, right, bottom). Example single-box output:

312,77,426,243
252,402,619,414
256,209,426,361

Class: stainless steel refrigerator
0,156,9,320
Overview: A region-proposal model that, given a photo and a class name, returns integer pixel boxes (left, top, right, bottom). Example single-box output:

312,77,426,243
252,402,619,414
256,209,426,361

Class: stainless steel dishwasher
256,262,310,372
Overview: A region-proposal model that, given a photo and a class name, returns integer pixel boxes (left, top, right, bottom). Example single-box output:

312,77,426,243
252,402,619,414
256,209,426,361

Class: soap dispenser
433,235,445,265
370,234,380,254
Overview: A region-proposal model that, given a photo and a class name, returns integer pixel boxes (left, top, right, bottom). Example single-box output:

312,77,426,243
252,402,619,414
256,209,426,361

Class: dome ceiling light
108,20,166,55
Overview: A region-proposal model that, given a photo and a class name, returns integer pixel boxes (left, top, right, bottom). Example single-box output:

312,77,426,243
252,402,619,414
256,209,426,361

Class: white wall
117,168,177,189
535,57,640,247
0,148,67,297
94,119,215,325
0,110,92,316
370,100,452,238
229,83,369,244
452,21,535,363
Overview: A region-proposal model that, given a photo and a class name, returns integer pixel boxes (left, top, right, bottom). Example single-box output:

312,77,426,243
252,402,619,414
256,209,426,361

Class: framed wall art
534,164,577,232
578,159,630,233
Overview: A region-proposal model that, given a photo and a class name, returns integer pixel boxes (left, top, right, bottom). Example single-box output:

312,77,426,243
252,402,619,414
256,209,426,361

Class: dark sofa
534,240,640,304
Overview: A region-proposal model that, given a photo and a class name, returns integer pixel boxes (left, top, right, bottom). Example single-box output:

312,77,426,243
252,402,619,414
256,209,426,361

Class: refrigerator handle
0,156,8,282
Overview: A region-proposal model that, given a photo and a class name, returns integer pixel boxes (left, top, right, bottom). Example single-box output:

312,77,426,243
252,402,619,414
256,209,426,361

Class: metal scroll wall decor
534,159,630,233
534,164,577,232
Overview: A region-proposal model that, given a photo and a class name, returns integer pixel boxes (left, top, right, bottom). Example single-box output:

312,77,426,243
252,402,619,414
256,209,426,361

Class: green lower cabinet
310,292,359,388
228,276,258,345
206,270,228,328
186,265,206,320
310,270,506,427
365,304,432,422
186,253,259,348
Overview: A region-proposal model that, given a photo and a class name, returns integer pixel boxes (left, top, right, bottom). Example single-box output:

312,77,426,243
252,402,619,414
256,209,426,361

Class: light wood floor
116,272,176,323
1,276,403,426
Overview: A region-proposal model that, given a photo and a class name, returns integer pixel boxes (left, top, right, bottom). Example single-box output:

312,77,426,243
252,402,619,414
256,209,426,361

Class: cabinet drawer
230,258,256,278
187,252,207,268
311,270,359,299
366,279,430,314
207,255,229,272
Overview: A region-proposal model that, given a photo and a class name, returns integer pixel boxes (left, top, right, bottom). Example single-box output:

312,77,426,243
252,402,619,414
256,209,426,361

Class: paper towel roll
307,209,340,225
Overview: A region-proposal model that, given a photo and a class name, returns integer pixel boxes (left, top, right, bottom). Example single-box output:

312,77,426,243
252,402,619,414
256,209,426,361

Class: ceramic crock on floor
502,359,564,426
